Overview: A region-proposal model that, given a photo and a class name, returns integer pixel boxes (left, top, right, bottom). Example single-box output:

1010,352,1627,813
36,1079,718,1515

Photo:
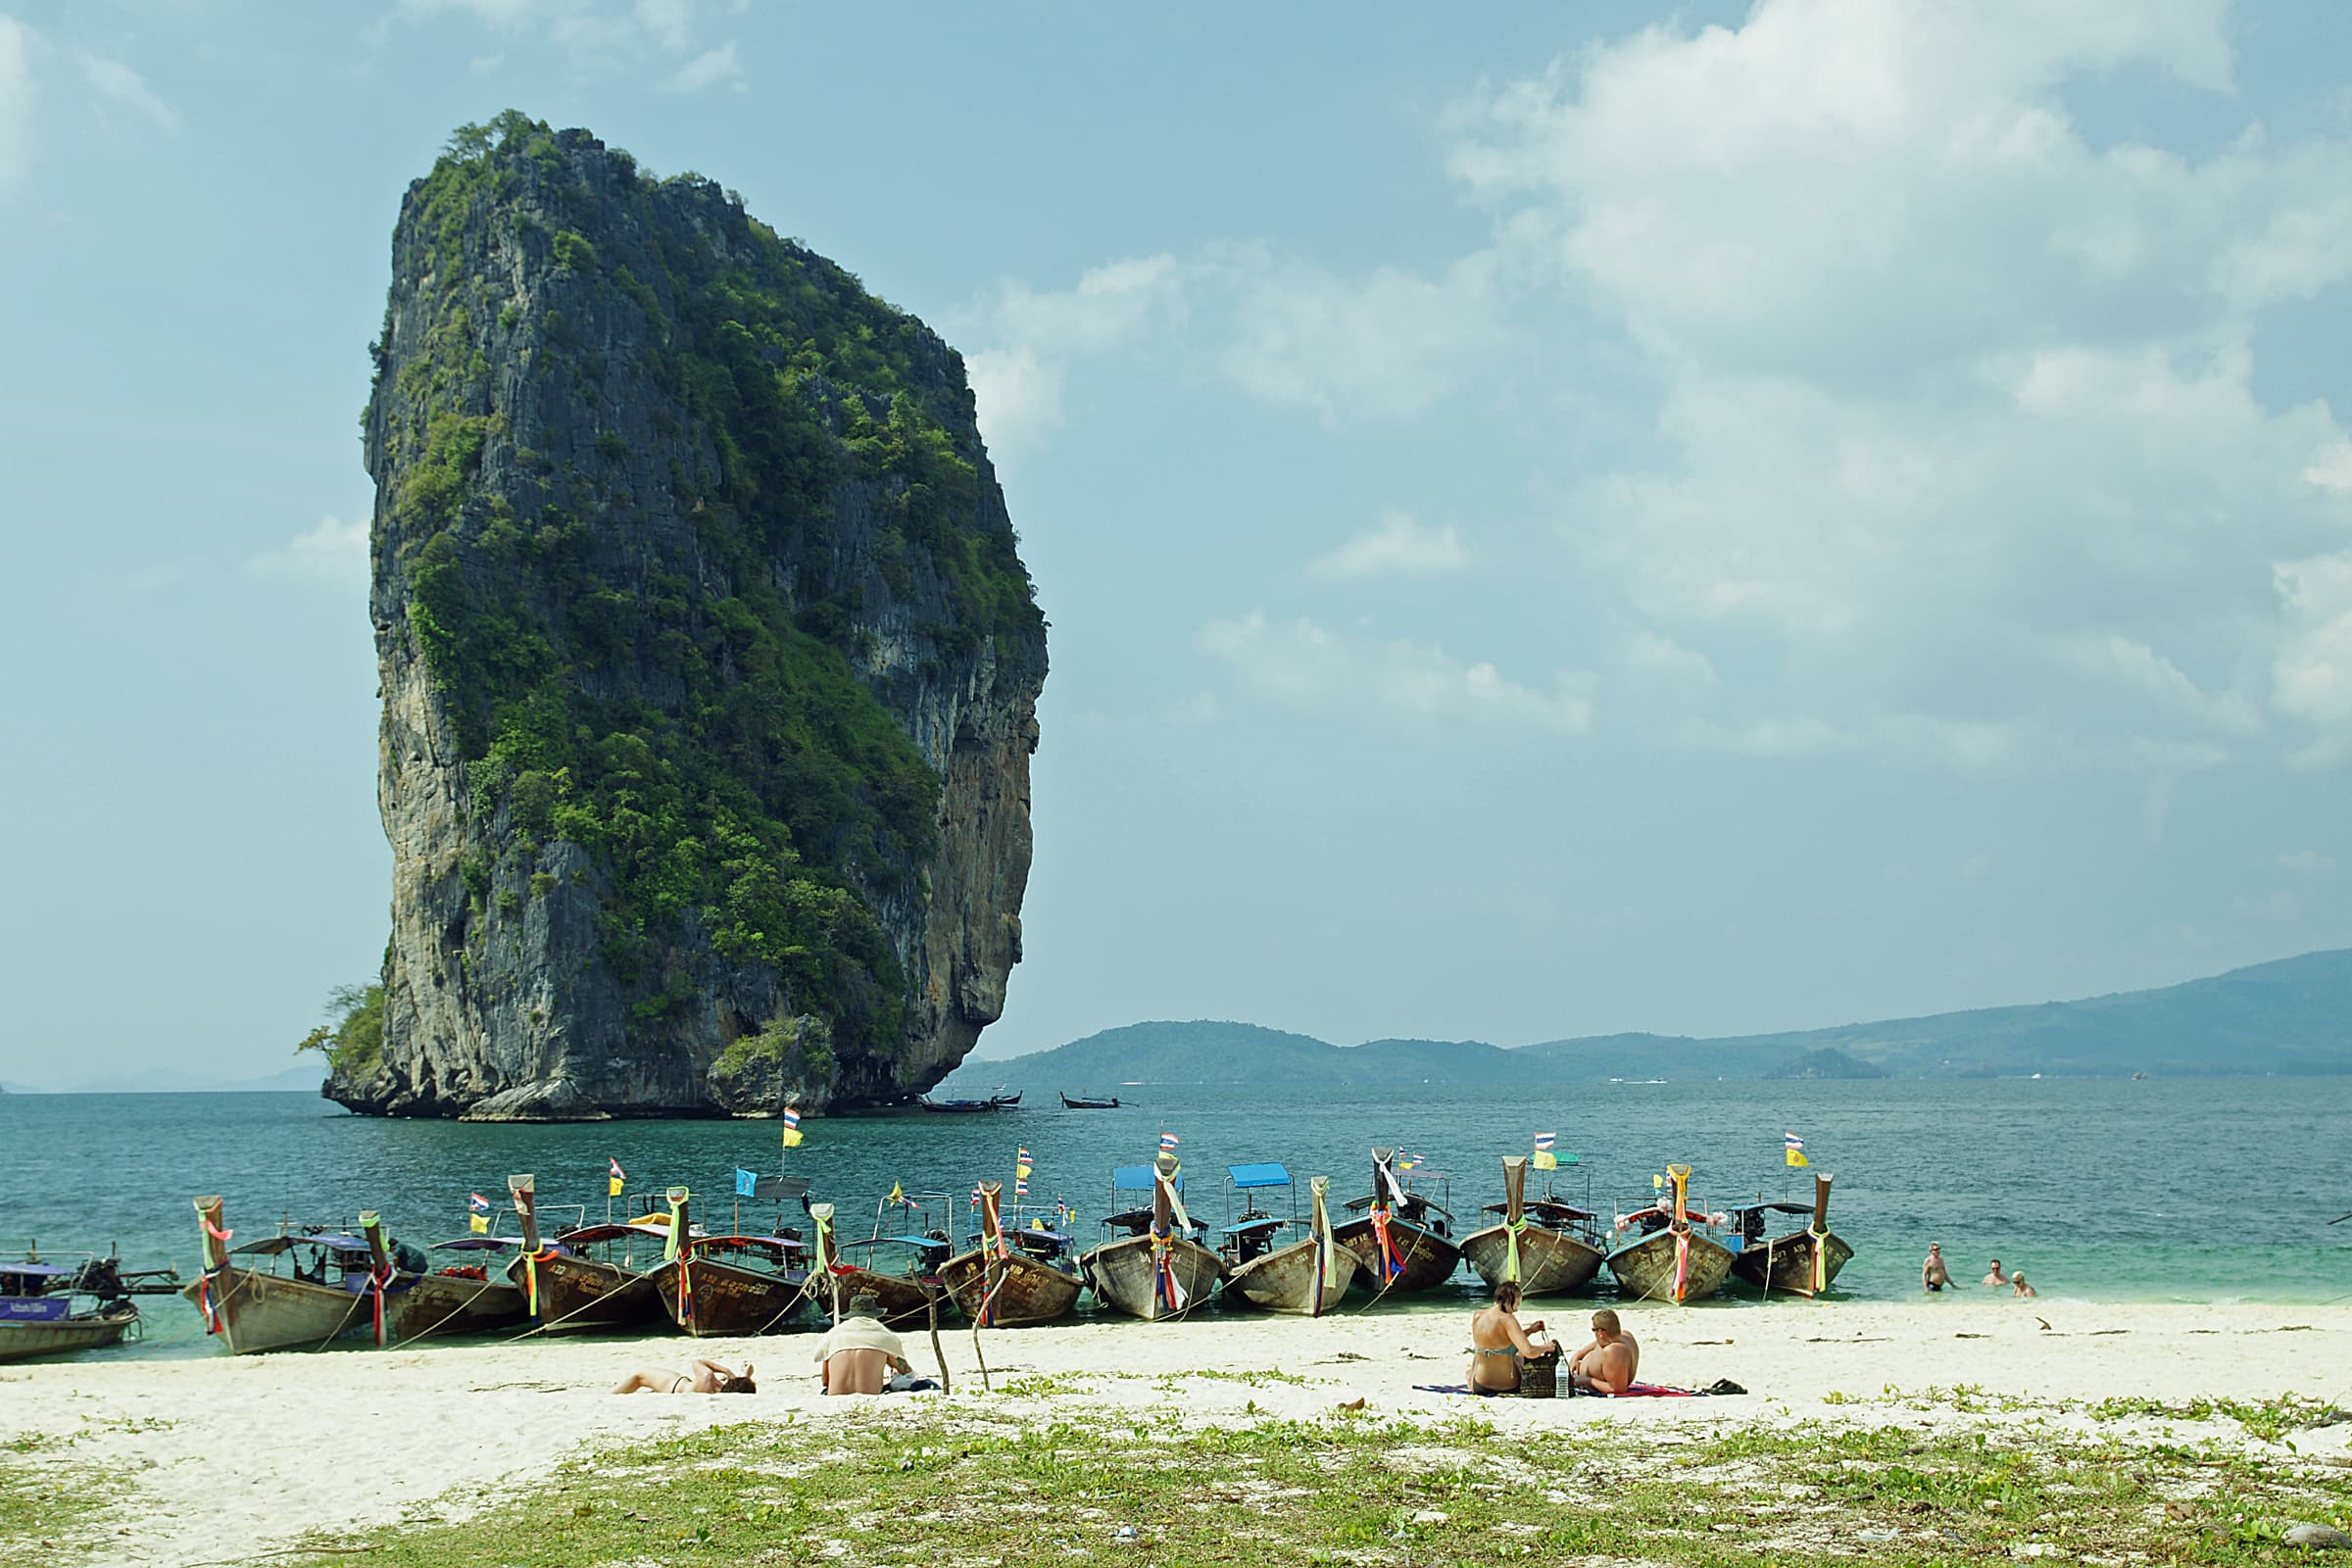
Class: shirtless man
1467,1282,1553,1395
1982,1257,2008,1287
1566,1308,1640,1395
1922,1243,1952,1293
2011,1271,2037,1299
812,1295,912,1396
612,1358,755,1394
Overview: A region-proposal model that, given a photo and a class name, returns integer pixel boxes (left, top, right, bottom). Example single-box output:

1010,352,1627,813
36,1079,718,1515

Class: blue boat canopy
0,1261,76,1278
1227,1162,1292,1190
1111,1165,1181,1192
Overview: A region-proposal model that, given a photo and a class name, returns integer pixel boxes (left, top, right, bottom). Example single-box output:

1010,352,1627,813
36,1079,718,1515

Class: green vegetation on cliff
294,983,386,1080
370,113,1043,1054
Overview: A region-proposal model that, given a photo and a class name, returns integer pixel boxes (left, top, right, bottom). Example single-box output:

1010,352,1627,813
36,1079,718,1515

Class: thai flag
468,1193,491,1214
1784,1133,1805,1152
1014,1177,1029,1197
1017,1146,1031,1161
1534,1133,1556,1152
970,1184,983,1207
783,1107,802,1130
1158,1132,1180,1152
610,1157,625,1181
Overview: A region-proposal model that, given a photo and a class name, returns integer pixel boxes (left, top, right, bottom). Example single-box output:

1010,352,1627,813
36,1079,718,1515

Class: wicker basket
1518,1348,1560,1398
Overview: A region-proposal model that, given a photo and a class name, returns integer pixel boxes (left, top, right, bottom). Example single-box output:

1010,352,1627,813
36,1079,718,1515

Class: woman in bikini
1467,1282,1553,1395
612,1358,756,1395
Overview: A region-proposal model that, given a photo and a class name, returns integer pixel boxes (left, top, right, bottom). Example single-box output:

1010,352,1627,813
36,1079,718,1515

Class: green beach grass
0,1430,133,1566
232,1393,2352,1568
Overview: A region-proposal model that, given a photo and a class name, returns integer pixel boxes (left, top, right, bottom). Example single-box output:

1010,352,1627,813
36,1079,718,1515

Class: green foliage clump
295,983,387,1080
367,112,1044,1061
713,1014,837,1082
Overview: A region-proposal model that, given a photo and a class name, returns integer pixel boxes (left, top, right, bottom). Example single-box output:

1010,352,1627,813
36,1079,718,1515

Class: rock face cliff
328,115,1045,1119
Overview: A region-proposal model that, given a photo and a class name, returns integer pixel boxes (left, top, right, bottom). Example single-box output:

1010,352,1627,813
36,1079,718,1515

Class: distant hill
944,948,2352,1089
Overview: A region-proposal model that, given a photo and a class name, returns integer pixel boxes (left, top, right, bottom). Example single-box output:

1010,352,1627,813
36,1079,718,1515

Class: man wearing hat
812,1295,914,1395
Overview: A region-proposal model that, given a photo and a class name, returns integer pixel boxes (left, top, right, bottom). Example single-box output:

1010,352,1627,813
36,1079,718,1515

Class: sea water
2,1076,2345,1360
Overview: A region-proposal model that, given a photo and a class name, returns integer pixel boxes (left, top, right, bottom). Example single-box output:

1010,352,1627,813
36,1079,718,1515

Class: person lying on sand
1983,1257,2008,1287
812,1296,913,1396
2011,1271,2037,1298
612,1358,756,1395
1566,1308,1641,1396
1467,1282,1553,1395
1923,1244,1951,1293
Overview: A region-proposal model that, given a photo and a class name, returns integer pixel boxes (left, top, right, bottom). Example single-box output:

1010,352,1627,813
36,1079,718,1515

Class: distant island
941,948,2352,1090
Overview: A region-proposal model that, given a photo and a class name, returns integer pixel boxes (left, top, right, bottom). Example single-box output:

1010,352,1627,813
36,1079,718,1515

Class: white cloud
2278,849,2335,873
396,0,537,27
77,51,178,134
1222,249,1505,420
1198,612,1591,736
0,17,31,188
246,516,368,587
1448,0,2352,775
963,347,1059,460
1308,512,1464,580
1960,852,1993,882
634,0,693,52
959,256,1184,462
659,41,739,93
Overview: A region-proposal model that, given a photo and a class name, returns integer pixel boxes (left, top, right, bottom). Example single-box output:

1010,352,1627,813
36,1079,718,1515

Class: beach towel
809,1315,908,1367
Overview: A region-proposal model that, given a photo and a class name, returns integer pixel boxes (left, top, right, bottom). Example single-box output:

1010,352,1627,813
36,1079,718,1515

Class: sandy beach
6,1298,2348,1565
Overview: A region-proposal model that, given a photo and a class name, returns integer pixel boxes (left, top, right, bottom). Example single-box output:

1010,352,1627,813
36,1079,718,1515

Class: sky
2,0,2350,1088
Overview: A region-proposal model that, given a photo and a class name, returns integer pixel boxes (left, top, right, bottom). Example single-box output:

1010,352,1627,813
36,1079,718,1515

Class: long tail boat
1728,1173,1853,1298
1605,1164,1735,1305
181,1196,392,1354
937,1182,1083,1326
363,1204,531,1342
1083,1154,1228,1320
1332,1148,1462,1294
1222,1168,1358,1316
1059,1093,1120,1109
642,1188,812,1338
501,1179,666,1333
1460,1155,1606,1297
915,1092,1023,1113
0,1253,139,1363
811,1200,947,1328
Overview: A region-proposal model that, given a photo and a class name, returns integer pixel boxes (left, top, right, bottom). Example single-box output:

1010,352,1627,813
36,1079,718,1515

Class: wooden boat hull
1459,1223,1606,1297
1729,1230,1854,1298
1606,1229,1735,1304
504,1252,664,1333
644,1257,810,1337
1081,1237,1228,1320
385,1272,531,1341
936,1249,1083,1326
815,1265,942,1328
0,1303,137,1362
181,1268,372,1355
1226,1235,1359,1316
1333,1217,1461,1295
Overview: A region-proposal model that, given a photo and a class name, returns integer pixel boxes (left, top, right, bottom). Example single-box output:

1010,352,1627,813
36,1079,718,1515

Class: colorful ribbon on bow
1369,1207,1405,1281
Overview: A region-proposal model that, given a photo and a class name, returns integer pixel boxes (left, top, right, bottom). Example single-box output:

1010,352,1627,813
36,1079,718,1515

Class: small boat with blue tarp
0,1253,139,1363
183,1196,401,1355
1727,1173,1852,1298
937,1182,1083,1326
822,1190,956,1327
1461,1155,1606,1297
1218,1161,1357,1316
1082,1154,1228,1320
1333,1148,1461,1295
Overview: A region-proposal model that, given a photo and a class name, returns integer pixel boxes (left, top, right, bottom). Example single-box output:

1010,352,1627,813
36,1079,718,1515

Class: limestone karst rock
328,116,1044,1118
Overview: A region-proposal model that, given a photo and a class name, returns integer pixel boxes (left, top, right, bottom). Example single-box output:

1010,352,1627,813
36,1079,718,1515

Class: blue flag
734,1167,758,1198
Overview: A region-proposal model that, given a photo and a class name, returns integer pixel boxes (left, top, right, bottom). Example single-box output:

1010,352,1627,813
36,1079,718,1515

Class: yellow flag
608,1175,623,1198
1533,1151,1558,1172
781,1128,804,1149
468,1212,489,1234
1652,1172,1665,1191
1016,1163,1032,1180
1786,1148,1810,1168
887,1181,904,1205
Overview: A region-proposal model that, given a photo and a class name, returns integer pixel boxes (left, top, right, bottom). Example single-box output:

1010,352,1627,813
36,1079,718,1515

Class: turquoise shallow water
3,1076,2347,1360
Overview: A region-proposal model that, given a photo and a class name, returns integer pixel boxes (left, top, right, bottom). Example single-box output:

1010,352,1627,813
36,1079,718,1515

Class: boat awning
840,1236,948,1253
1111,1165,1180,1192
0,1262,75,1279
229,1234,371,1259
1220,1216,1284,1237
1227,1162,1292,1190
430,1237,526,1251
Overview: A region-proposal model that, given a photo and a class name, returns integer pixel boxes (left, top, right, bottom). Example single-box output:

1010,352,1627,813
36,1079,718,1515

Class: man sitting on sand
612,1358,755,1395
1982,1257,2008,1287
812,1295,913,1396
1467,1282,1553,1395
1923,1243,1951,1293
1565,1308,1641,1396
2011,1271,2037,1299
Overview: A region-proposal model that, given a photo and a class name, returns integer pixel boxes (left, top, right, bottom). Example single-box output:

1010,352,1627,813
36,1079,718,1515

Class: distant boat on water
915,1092,1022,1113
1059,1092,1120,1109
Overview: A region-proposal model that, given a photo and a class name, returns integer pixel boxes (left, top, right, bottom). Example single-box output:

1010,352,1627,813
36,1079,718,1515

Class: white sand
8,1298,2348,1566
